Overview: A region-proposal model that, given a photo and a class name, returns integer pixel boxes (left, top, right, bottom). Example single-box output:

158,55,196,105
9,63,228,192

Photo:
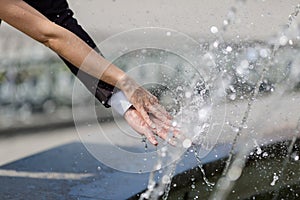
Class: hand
118,76,172,129
124,107,179,146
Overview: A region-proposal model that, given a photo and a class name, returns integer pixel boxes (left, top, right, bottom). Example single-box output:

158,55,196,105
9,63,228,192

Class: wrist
117,75,140,100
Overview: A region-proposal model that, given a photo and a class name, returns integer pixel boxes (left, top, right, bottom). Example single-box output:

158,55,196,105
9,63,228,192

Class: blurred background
0,0,298,133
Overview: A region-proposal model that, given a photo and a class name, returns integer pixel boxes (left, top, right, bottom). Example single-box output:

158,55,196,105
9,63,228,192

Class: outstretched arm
0,0,173,137
0,0,124,86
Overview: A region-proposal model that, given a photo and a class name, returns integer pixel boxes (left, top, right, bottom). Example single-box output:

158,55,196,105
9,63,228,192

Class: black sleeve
24,0,115,107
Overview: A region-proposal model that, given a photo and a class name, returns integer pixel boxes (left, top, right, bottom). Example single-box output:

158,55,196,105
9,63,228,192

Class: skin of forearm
0,0,128,88
45,26,126,87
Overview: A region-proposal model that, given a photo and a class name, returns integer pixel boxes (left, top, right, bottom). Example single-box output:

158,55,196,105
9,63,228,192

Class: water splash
272,118,300,199
193,146,215,188
209,2,300,200
287,4,300,28
135,2,300,199
270,173,279,186
139,130,183,200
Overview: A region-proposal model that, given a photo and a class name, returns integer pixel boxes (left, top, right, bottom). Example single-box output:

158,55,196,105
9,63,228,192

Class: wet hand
124,107,179,146
117,76,172,129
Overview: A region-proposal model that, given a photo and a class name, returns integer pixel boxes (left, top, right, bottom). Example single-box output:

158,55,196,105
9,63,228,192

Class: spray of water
134,2,300,200
272,118,300,200
211,4,300,199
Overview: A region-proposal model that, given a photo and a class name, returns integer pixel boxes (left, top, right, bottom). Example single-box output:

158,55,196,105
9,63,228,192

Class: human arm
0,0,124,87
0,0,171,131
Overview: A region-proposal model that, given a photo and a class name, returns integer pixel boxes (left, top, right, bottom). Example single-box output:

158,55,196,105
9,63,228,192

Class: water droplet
213,41,219,48
279,35,288,46
229,85,236,92
183,139,192,148
97,166,101,171
259,49,269,58
262,152,268,157
172,121,177,127
226,46,233,52
223,20,229,26
166,31,171,36
185,91,192,98
229,93,236,100
162,175,171,184
256,147,262,155
155,163,162,170
270,173,279,186
210,26,219,34
232,126,239,133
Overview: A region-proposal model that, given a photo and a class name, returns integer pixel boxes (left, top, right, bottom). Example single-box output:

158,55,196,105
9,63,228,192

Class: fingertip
149,137,158,146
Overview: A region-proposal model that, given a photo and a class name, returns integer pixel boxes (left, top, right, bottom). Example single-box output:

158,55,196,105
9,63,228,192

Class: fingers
149,117,181,146
128,87,171,128
124,108,180,146
151,116,181,138
124,108,158,146
138,107,156,129
148,104,172,123
137,105,181,146
123,85,184,146
151,116,173,133
142,128,158,146
153,104,172,119
146,94,171,121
